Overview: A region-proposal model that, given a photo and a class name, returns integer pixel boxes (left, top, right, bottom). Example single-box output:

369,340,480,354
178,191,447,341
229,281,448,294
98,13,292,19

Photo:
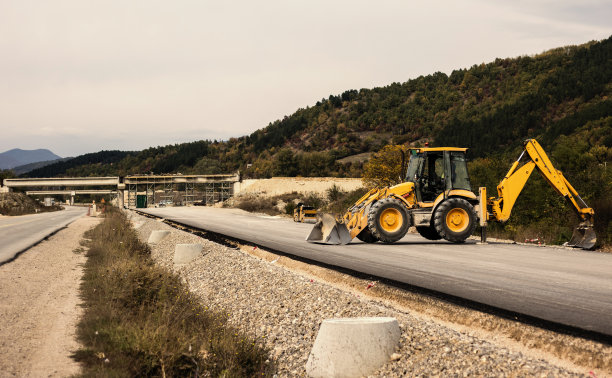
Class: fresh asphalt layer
141,206,612,337
0,207,87,264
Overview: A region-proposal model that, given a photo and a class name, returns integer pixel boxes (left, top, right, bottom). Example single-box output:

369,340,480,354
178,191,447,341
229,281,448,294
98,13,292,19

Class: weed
326,184,342,202
235,196,279,215
73,207,273,377
284,202,296,215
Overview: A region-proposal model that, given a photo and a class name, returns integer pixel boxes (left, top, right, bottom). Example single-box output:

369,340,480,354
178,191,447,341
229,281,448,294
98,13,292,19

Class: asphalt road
141,206,612,336
0,207,88,264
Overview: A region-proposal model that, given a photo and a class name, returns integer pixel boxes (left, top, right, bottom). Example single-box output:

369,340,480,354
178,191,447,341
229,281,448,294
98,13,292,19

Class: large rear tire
367,198,410,243
433,198,476,243
356,227,378,243
416,225,442,240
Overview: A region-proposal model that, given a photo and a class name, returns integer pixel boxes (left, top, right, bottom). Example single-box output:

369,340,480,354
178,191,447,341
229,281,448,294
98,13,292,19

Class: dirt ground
236,177,363,197
0,215,99,377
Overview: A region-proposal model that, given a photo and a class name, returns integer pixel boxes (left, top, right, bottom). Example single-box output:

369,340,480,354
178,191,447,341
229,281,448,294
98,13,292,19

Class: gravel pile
129,212,583,377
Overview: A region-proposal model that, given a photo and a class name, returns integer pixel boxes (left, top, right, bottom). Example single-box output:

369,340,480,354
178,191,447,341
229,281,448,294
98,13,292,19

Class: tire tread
433,198,476,243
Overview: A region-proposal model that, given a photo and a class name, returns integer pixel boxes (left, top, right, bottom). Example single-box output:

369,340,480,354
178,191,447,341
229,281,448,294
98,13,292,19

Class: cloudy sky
1,0,610,157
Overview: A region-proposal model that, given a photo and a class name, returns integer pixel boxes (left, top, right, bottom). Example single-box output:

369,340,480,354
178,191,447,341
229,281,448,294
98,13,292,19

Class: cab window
450,152,471,191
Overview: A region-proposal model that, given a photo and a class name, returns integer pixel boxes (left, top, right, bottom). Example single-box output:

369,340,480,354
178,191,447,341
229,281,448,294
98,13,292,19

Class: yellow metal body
343,182,416,239
340,149,480,240
379,208,404,233
487,139,594,223
412,147,468,153
340,182,480,239
312,139,595,248
294,205,317,222
432,190,477,210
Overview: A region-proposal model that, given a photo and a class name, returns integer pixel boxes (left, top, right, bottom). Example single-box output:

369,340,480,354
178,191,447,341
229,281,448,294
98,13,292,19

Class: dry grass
228,187,369,219
73,207,273,377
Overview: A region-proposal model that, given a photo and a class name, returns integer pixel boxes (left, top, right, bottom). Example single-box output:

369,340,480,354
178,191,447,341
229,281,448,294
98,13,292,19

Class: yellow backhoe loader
307,139,596,250
293,203,318,222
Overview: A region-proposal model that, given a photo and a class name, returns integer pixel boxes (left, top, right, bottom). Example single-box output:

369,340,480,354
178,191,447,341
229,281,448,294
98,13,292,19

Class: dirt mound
236,177,363,197
0,192,62,216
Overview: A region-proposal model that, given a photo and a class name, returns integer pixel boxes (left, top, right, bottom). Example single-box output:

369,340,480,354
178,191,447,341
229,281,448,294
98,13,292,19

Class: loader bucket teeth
567,223,597,250
306,213,352,245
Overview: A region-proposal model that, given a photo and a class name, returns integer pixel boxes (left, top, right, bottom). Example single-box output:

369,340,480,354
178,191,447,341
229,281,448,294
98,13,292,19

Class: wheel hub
446,208,468,232
380,209,402,233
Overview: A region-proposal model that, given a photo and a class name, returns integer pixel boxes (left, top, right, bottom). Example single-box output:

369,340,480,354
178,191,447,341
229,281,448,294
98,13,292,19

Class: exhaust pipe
566,222,597,250
306,213,352,245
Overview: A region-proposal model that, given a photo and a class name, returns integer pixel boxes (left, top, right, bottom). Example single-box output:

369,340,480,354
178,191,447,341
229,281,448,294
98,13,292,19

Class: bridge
1,174,240,208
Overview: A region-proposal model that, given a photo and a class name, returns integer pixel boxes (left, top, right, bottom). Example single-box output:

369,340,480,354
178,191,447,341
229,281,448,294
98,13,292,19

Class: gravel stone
129,212,584,377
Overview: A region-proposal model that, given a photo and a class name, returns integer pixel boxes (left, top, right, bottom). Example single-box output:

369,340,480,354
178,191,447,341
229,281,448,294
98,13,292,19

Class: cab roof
410,147,468,153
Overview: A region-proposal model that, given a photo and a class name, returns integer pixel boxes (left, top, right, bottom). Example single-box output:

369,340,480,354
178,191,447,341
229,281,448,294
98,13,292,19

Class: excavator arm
486,139,596,249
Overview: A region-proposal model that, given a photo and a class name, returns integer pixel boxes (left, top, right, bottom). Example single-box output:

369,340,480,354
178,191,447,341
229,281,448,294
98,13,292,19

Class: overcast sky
1,0,610,157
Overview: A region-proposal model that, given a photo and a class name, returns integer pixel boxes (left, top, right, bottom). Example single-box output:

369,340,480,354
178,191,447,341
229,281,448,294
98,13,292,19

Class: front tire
367,198,410,243
356,227,378,243
433,198,477,243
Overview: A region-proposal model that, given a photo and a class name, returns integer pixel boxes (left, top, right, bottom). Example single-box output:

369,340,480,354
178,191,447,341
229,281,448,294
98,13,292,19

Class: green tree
274,148,298,176
362,145,407,188
0,169,16,182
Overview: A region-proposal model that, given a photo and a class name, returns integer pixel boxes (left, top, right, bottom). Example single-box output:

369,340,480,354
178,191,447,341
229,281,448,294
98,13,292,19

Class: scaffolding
127,182,137,208
203,181,233,204
184,177,196,206
122,174,238,209
161,176,173,203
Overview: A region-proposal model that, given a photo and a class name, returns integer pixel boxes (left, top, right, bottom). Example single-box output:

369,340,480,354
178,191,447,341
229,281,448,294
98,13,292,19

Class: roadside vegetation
73,207,272,377
0,192,63,216
227,185,368,220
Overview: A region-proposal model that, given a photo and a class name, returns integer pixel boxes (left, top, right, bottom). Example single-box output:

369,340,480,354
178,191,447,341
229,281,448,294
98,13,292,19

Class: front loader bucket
566,223,597,250
306,213,352,245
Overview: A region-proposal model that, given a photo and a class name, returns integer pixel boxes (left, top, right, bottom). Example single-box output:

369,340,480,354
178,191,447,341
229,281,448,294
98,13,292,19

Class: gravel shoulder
131,211,608,377
0,215,100,377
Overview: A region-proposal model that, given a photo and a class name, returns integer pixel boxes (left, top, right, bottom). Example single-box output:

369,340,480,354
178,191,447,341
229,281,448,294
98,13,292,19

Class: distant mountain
0,149,62,170
11,157,72,175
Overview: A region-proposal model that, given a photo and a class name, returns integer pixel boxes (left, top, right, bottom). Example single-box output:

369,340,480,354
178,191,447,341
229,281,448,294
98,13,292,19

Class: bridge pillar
118,189,125,208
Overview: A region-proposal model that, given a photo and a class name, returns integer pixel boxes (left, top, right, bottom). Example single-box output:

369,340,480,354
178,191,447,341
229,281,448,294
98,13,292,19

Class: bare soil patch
0,215,99,377
236,177,363,197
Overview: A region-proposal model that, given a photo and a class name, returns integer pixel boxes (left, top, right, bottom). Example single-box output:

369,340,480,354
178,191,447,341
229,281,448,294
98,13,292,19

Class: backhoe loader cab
406,148,472,203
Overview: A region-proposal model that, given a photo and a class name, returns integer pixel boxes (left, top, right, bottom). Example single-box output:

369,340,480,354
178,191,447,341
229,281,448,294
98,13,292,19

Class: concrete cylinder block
174,244,203,265
306,317,400,378
147,230,171,244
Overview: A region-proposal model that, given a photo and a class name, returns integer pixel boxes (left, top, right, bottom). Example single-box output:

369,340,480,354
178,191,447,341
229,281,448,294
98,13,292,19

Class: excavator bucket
566,222,597,250
306,213,352,245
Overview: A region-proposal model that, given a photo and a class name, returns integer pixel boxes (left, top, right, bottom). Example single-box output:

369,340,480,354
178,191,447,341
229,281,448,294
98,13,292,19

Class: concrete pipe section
174,244,203,265
147,230,171,244
306,317,400,378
